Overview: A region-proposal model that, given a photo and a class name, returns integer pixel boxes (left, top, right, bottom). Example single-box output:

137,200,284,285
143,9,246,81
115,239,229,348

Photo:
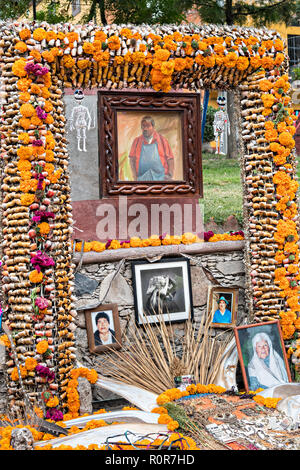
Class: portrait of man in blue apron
129,116,175,181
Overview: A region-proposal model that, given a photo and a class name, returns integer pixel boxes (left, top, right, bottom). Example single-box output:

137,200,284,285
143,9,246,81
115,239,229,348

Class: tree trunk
225,0,233,25
98,0,107,25
227,91,238,159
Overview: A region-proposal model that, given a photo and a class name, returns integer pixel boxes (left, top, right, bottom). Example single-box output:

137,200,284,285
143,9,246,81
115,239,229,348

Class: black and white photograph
234,320,292,392
84,303,122,353
132,258,193,325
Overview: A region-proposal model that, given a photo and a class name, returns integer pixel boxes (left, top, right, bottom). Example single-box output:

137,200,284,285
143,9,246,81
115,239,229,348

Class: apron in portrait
138,141,165,181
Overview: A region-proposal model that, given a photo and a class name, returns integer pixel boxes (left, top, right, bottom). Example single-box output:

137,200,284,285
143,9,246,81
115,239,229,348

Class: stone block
99,273,133,306
78,376,93,416
216,260,245,275
190,265,213,306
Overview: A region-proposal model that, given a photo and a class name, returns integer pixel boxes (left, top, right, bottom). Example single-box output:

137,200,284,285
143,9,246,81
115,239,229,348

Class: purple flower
30,250,55,272
25,63,49,76
204,231,214,242
46,408,64,422
36,106,48,120
32,211,55,223
105,239,112,249
35,296,49,310
32,139,43,147
35,364,55,382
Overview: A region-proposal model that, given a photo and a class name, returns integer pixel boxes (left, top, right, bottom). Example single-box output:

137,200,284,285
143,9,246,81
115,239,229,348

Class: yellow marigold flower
25,357,37,371
32,28,47,42
29,269,43,284
46,396,59,408
19,92,31,102
20,103,35,118
19,29,31,40
107,35,120,50
15,41,27,53
36,340,49,355
77,59,90,70
12,59,27,78
0,334,10,348
20,193,35,206
167,420,179,431
38,222,50,235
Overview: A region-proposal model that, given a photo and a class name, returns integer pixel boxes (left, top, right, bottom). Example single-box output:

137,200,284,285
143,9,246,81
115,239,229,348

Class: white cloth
248,332,289,389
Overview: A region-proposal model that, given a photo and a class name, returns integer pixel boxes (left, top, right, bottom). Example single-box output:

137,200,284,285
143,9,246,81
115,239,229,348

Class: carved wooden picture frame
98,91,202,198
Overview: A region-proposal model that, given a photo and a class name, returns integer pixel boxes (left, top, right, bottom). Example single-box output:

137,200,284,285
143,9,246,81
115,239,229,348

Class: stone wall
73,241,246,406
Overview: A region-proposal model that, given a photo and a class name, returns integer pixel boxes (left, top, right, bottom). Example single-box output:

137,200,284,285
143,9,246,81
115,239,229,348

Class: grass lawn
201,152,243,226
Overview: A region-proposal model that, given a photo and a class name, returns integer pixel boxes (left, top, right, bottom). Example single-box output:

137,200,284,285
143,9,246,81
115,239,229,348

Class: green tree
36,0,71,24
0,0,30,20
193,0,299,27
84,0,192,25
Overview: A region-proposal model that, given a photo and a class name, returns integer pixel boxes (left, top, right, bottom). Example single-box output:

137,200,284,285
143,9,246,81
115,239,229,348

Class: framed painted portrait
234,320,292,392
85,303,122,353
208,287,238,328
132,257,193,325
98,91,202,198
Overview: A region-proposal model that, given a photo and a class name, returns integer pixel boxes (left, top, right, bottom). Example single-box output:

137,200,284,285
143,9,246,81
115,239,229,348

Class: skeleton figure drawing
145,275,179,315
69,89,92,152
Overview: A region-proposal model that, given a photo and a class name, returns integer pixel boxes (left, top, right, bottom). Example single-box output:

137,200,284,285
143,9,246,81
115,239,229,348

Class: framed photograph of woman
132,257,193,325
234,320,292,392
84,303,122,353
208,287,239,328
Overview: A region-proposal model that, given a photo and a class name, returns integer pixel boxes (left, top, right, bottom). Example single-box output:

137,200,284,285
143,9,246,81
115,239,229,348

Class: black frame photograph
132,257,193,325
85,303,122,353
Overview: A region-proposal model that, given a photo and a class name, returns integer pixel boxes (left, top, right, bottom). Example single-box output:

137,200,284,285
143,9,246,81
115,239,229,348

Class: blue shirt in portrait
212,308,232,324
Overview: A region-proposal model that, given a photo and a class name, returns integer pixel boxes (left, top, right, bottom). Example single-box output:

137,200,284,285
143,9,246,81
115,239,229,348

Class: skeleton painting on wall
132,258,193,325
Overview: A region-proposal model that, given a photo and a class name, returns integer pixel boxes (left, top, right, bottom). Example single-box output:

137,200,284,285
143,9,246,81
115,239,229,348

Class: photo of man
129,115,175,181
93,311,116,346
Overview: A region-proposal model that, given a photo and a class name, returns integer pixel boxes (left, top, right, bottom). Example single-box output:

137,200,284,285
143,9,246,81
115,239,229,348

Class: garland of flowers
64,367,98,421
257,72,300,366
74,231,245,253
14,25,286,93
155,384,281,412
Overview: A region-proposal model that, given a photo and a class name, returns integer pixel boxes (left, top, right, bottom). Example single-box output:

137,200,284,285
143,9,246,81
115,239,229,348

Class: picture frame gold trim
208,286,239,329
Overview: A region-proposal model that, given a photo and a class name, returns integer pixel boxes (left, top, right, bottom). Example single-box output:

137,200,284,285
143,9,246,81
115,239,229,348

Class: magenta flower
30,251,55,272
46,408,63,422
25,63,49,76
35,364,55,382
32,139,44,147
35,296,49,310
36,106,48,120
32,211,55,223
204,231,214,242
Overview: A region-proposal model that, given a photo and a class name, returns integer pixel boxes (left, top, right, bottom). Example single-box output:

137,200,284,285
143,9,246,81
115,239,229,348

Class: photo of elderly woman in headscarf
247,331,289,390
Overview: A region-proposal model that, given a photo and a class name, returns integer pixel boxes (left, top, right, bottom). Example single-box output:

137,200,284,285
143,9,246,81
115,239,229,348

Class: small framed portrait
98,90,202,198
208,287,238,328
234,320,292,392
85,303,122,353
132,257,193,325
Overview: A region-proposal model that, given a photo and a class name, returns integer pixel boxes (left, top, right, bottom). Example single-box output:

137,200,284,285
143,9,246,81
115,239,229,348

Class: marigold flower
20,193,35,206
32,28,47,42
36,340,49,355
15,41,27,53
19,29,31,40
12,59,27,77
29,269,43,284
25,357,38,371
46,396,59,408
